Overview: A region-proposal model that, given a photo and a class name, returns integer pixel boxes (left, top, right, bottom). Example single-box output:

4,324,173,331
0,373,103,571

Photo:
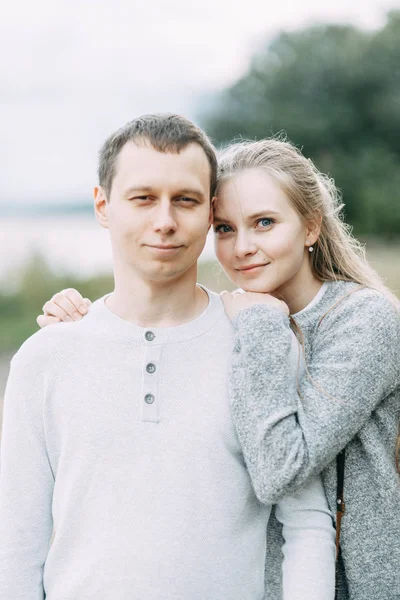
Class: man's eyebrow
123,186,206,198
123,186,153,196
175,188,206,199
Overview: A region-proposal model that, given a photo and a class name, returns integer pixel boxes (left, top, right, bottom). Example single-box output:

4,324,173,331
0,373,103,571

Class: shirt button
145,331,155,341
146,363,156,374
144,393,155,405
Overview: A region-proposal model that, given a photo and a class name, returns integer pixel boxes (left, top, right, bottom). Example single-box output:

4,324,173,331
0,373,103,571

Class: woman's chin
234,278,275,294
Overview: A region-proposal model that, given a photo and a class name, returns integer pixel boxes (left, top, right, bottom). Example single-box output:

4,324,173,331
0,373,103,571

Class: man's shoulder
202,286,233,326
12,320,88,370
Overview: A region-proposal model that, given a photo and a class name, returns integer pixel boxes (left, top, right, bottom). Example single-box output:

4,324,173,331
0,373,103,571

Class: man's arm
0,343,54,599
275,475,336,600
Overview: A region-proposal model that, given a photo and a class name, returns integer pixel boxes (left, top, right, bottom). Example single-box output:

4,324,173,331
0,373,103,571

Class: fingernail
73,312,82,320
80,305,88,314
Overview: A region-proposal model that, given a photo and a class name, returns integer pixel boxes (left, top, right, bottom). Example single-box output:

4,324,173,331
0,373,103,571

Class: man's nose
153,202,178,234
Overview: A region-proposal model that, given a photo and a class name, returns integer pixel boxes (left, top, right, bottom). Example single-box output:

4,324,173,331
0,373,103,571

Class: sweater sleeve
229,290,400,505
275,474,336,600
0,343,54,599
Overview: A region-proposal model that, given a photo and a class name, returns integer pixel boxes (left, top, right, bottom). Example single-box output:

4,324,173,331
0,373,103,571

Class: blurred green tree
201,11,400,236
0,254,114,354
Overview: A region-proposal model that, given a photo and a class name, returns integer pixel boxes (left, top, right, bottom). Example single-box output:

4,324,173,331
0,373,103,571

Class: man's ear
94,186,109,229
306,214,322,246
208,196,216,231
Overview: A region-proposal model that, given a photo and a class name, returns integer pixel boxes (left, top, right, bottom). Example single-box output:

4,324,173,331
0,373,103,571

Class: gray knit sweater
230,281,400,600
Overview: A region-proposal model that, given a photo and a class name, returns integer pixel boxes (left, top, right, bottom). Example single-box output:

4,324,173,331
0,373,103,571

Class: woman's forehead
215,170,291,219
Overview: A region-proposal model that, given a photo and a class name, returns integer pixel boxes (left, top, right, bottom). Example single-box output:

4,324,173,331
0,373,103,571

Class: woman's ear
94,186,109,229
306,214,322,246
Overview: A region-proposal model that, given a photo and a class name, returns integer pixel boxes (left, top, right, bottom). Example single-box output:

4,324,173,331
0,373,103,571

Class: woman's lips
237,263,269,272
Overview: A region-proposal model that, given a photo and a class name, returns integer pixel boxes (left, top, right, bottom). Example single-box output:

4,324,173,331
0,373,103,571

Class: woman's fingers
41,299,75,321
58,288,89,315
36,315,61,328
220,290,289,320
37,289,91,327
42,289,88,321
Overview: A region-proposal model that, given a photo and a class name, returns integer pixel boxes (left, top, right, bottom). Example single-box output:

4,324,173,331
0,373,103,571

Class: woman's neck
273,266,324,314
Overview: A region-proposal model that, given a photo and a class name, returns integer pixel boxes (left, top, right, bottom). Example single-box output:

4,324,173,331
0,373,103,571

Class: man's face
95,141,213,283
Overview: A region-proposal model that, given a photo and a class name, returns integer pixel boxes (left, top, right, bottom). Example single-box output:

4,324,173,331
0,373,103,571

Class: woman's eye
214,224,232,234
256,217,274,228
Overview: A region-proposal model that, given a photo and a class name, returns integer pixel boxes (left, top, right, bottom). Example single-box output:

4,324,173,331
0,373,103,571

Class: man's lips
145,244,184,255
236,263,270,272
146,244,184,249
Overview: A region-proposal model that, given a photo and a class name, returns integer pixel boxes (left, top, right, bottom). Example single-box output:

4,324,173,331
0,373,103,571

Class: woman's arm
230,289,400,504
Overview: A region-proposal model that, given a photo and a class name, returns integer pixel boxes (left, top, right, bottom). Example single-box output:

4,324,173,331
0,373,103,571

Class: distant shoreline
0,203,94,217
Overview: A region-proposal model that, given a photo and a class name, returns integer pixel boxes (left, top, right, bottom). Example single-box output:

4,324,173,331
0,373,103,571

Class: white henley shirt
0,287,335,599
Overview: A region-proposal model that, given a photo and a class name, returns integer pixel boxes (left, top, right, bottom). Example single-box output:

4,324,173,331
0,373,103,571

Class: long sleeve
230,288,400,505
276,475,336,600
0,345,54,599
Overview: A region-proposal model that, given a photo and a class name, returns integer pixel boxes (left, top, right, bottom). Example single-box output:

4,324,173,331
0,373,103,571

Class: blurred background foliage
1,12,400,361
203,10,400,236
0,256,234,355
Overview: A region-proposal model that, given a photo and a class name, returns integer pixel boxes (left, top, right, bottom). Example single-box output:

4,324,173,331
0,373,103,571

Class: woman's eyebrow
214,209,280,224
213,214,232,224
245,210,280,221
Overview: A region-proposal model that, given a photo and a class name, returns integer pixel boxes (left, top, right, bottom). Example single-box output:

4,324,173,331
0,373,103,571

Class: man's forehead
117,139,207,165
114,141,210,188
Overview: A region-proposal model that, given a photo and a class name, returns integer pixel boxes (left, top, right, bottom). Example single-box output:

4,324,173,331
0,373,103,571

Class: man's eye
214,224,232,234
256,218,274,228
177,197,197,204
129,196,152,202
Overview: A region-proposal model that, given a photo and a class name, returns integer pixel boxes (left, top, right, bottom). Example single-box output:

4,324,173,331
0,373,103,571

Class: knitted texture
230,281,400,600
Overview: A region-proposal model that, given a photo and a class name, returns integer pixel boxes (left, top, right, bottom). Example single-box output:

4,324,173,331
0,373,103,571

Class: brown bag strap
335,449,346,599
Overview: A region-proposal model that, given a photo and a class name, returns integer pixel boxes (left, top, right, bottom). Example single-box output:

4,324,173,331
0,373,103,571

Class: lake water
0,215,217,288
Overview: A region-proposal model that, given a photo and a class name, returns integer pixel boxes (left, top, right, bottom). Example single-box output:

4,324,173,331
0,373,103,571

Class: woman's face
213,168,316,296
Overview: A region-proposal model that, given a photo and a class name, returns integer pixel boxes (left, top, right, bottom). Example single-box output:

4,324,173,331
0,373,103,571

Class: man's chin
139,262,192,283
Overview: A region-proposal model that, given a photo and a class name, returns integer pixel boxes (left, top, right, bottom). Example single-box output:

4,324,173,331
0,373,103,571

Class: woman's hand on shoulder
37,289,92,328
220,289,289,320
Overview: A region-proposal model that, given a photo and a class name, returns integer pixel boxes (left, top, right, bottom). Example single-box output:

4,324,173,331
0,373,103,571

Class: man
0,114,335,599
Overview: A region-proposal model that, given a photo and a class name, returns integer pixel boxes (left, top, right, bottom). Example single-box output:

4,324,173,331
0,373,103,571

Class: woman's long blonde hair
217,136,398,299
217,136,400,471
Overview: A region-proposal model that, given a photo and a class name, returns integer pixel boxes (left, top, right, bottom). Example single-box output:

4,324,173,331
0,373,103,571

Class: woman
38,137,400,599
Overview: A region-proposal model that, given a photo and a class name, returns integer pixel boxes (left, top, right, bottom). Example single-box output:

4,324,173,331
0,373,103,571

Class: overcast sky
1,0,398,203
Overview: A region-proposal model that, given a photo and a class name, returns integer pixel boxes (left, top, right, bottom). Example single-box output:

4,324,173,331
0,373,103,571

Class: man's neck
106,268,209,328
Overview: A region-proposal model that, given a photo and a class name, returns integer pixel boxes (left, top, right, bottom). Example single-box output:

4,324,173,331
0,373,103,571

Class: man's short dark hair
98,113,218,199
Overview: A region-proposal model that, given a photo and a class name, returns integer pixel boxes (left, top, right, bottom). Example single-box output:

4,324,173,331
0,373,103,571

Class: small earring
308,245,314,253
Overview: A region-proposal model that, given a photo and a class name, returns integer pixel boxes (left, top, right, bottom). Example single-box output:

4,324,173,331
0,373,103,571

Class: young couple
1,114,399,600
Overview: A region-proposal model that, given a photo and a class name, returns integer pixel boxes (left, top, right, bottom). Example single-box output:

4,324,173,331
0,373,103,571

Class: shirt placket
141,330,164,423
